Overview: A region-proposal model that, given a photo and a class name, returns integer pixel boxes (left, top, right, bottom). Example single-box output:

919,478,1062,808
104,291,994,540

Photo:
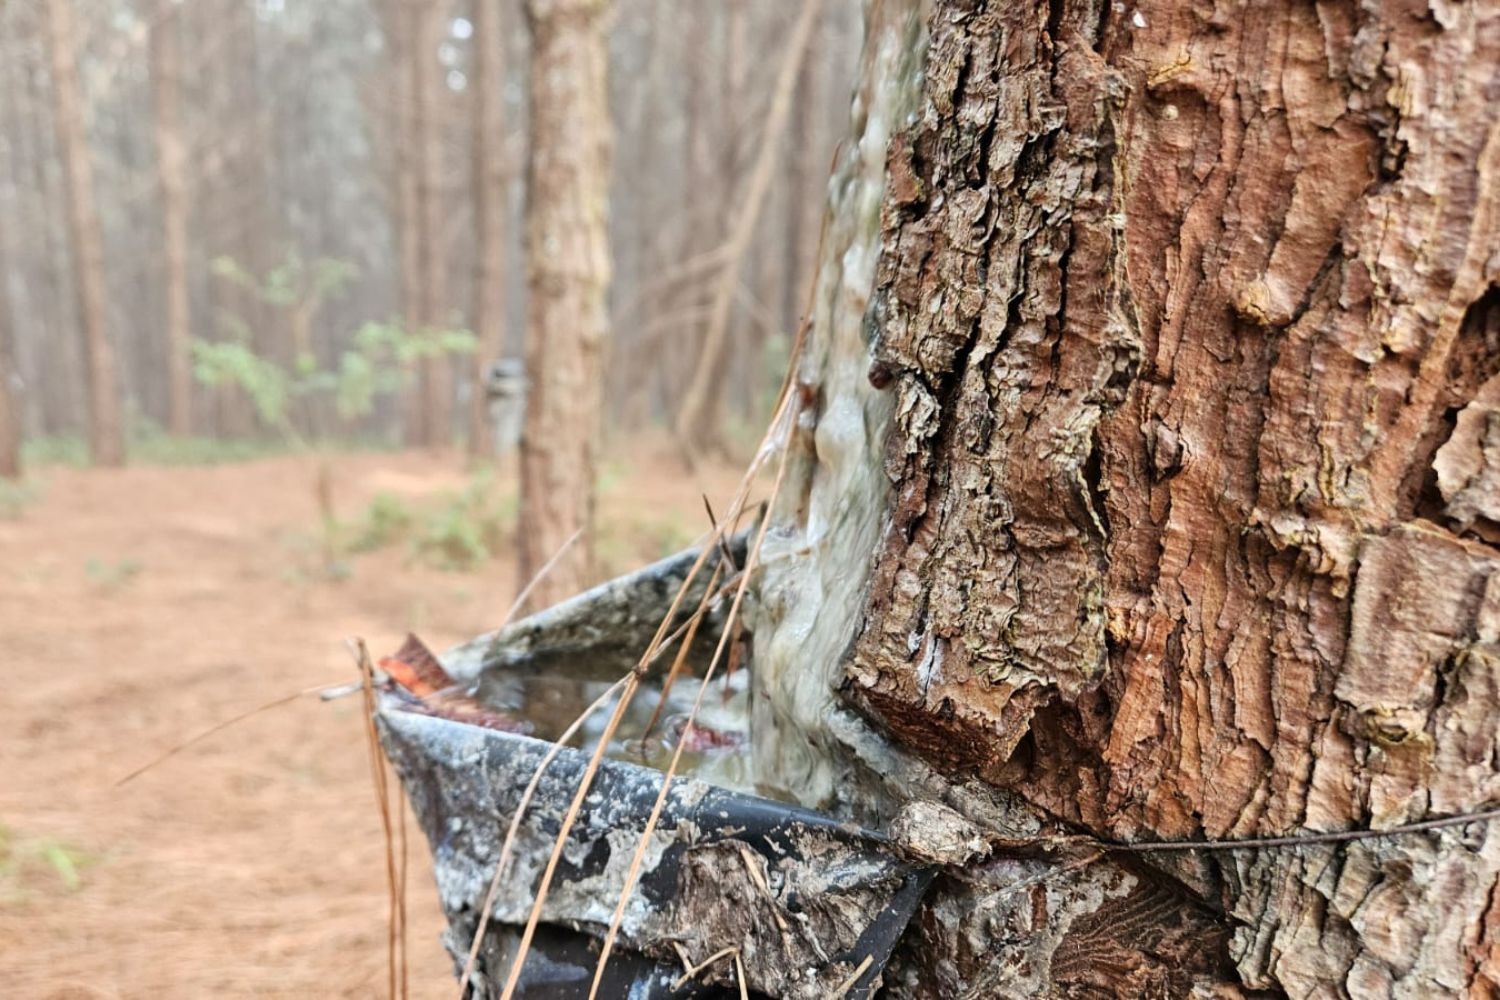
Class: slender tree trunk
0,36,21,478
468,0,508,458
516,0,611,607
45,0,124,467
0,214,20,480
234,6,278,371
384,0,426,445
749,0,1500,995
415,0,453,448
780,3,823,338
664,2,713,420
196,0,255,439
150,0,192,438
7,14,73,439
673,0,822,459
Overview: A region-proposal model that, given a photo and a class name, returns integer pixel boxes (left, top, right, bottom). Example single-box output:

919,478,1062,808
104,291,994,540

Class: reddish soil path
0,446,742,999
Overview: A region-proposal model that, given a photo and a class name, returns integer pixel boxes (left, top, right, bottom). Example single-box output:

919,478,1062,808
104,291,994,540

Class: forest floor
0,441,744,999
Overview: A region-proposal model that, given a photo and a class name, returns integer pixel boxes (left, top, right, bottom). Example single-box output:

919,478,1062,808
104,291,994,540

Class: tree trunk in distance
748,0,1500,995
150,0,192,438
780,2,824,340
673,0,822,461
0,215,20,479
387,0,426,446
46,0,125,467
516,0,611,608
415,0,453,447
223,0,278,374
194,0,254,440
468,0,508,458
6,16,75,439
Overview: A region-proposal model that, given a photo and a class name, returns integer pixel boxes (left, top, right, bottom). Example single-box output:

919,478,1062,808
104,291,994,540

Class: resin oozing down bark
837,0,1500,995
746,0,930,809
749,3,1241,996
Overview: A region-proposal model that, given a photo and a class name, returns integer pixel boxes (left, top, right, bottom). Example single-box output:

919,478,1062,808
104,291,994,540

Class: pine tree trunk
516,0,611,608
150,0,192,438
46,0,124,467
387,0,426,446
751,0,1500,994
223,0,278,371
673,0,822,459
415,0,453,448
779,3,823,339
0,213,20,480
6,15,74,440
468,0,508,458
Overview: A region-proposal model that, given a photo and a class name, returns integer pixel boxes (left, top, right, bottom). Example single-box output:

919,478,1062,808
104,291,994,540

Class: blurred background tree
0,0,860,585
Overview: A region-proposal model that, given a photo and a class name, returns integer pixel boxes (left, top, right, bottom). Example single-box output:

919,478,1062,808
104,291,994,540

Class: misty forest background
0,0,860,468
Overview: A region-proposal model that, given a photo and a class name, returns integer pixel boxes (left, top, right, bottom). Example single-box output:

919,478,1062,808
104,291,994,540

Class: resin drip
746,0,929,810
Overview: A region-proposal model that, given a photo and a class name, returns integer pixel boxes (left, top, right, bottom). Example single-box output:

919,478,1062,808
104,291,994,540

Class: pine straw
477,310,812,997
584,418,795,999
353,637,407,1000
115,680,351,787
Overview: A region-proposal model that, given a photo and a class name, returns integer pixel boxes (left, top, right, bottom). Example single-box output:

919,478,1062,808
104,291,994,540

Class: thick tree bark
150,0,192,438
468,0,508,458
45,0,125,467
751,0,1500,995
516,0,611,607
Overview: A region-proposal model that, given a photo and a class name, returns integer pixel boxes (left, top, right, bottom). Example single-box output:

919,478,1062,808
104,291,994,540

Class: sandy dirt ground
0,444,744,999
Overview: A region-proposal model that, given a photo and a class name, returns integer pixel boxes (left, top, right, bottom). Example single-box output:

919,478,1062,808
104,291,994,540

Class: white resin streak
747,1,929,809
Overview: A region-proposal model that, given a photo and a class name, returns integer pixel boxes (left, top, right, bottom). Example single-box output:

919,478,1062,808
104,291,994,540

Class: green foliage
23,428,286,470
21,434,89,468
0,824,94,898
411,477,513,571
84,556,143,592
197,254,478,574
341,475,516,572
321,320,476,422
129,423,286,466
0,478,40,520
597,456,629,495
346,491,416,553
597,510,696,577
193,339,294,430
648,515,697,558
193,321,476,442
202,250,474,445
211,251,357,311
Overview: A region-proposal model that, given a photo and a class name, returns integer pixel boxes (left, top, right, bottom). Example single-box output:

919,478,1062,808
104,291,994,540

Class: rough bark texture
822,0,1500,996
748,0,925,810
46,0,125,467
468,0,508,458
150,0,192,438
516,0,611,607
